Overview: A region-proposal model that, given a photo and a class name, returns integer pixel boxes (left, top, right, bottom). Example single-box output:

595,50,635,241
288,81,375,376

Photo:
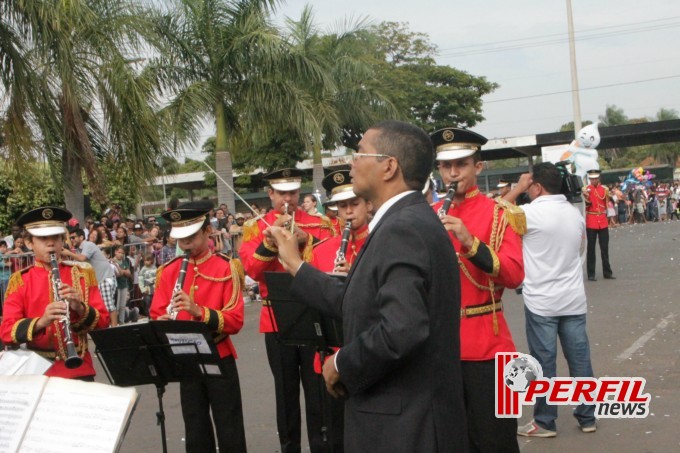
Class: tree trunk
214,102,236,214
216,150,236,213
312,142,325,201
62,150,85,223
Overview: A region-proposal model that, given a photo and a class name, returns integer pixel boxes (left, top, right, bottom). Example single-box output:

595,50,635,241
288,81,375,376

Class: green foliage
233,129,308,171
558,120,593,132
0,162,63,232
598,105,629,127
362,21,498,131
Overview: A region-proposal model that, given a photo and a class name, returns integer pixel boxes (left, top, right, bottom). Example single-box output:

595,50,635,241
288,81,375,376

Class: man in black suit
266,120,468,452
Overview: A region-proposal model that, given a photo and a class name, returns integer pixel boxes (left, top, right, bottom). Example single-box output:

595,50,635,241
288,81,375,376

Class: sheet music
0,350,52,376
20,378,137,453
0,375,47,453
165,333,211,354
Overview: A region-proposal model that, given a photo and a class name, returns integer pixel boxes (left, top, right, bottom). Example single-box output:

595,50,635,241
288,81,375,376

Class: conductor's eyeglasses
352,152,392,161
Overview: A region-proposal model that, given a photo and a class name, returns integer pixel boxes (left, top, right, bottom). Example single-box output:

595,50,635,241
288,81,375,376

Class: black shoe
587,276,597,281
604,275,616,280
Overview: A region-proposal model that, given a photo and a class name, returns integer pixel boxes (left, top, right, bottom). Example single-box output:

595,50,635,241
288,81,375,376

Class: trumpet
438,181,459,218
167,254,190,320
334,220,352,268
282,202,295,233
49,253,83,369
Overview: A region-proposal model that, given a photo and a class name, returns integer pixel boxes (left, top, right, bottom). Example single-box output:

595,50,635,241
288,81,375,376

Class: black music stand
264,271,344,452
91,320,226,453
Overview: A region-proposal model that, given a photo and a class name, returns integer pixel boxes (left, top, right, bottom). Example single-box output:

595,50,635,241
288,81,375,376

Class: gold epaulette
155,255,182,289
495,198,527,236
320,215,335,235
62,260,92,269
5,271,25,297
243,219,260,242
71,264,97,289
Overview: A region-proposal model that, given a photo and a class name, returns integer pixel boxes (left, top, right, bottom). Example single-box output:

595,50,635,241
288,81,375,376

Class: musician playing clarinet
0,207,109,380
150,201,246,453
431,127,525,453
311,170,371,273
303,169,373,452
239,168,335,453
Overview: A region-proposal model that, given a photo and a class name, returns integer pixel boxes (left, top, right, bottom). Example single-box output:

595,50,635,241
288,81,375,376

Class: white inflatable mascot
567,123,601,183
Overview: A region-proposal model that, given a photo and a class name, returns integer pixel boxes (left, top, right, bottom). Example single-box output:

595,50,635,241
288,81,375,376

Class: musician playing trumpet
239,168,335,453
430,127,525,452
150,201,246,453
0,207,109,380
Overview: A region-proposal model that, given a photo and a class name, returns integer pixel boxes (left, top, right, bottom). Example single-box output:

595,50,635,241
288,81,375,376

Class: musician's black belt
461,300,503,319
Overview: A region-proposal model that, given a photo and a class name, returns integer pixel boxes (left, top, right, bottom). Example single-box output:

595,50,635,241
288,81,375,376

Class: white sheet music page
20,377,137,453
0,375,47,453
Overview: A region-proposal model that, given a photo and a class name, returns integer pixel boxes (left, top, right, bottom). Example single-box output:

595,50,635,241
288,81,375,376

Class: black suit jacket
292,192,467,452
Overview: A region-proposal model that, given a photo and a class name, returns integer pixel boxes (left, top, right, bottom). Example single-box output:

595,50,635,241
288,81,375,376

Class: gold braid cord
188,255,240,334
458,204,511,335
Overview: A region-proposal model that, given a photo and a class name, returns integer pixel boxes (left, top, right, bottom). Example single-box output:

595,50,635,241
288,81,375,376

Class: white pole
566,0,583,136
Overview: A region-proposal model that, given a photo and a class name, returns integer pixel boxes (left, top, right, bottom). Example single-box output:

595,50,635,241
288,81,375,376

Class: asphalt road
100,220,680,452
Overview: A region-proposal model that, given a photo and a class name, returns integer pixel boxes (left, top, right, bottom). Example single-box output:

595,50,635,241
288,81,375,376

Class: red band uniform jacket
585,184,609,230
150,251,244,358
239,209,335,332
433,187,525,360
0,262,110,378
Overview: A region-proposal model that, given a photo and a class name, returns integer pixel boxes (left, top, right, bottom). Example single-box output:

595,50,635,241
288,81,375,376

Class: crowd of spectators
606,180,680,226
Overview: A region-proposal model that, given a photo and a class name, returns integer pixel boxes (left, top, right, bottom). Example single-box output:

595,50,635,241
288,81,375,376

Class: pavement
100,220,680,452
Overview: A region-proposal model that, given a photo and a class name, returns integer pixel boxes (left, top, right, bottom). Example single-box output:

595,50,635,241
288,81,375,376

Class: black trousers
265,332,331,453
586,228,613,278
462,360,519,453
180,355,246,453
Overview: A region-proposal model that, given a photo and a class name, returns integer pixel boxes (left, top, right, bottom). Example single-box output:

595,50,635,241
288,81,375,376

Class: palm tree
0,0,163,221
147,0,328,213
285,5,398,192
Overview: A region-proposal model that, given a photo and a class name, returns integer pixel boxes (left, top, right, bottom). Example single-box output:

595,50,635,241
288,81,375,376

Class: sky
188,0,680,158
275,0,680,140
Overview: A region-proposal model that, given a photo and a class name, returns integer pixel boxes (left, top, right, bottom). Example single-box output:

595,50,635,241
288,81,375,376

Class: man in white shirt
504,162,597,438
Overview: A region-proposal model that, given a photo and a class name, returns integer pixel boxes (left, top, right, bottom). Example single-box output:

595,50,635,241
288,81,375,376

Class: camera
555,160,583,203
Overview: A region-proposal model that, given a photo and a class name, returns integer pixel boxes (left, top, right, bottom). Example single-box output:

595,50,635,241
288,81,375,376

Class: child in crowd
112,245,138,324
0,241,11,316
138,254,157,317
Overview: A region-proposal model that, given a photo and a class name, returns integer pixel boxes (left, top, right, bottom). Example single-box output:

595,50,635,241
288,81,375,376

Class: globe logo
503,354,543,393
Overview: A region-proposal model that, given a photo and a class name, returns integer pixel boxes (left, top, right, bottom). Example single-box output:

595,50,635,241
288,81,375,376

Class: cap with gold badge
586,169,601,179
161,200,212,239
323,170,356,203
430,127,488,161
17,207,72,237
264,168,304,192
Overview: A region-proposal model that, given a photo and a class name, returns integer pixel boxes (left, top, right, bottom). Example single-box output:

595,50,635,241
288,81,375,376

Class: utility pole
566,0,582,136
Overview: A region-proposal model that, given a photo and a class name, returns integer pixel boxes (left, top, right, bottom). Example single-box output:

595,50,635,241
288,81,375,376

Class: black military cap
586,169,601,179
430,127,488,161
322,170,356,202
161,200,213,239
17,206,72,237
264,168,304,191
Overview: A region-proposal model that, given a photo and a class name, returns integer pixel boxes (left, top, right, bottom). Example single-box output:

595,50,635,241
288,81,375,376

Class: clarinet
334,220,352,267
438,181,459,218
167,254,190,320
49,253,83,369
